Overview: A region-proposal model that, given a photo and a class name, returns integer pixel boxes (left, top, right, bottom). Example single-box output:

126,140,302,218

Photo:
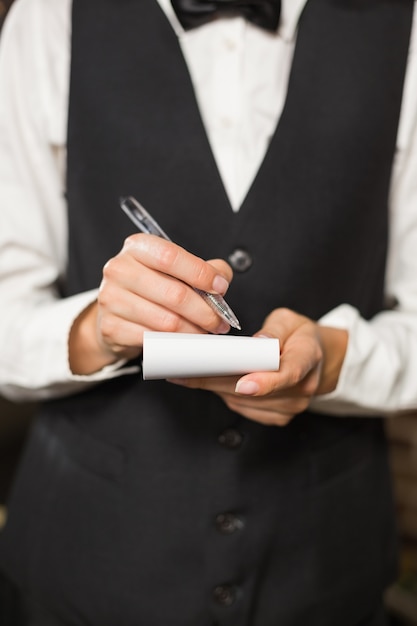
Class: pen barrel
195,289,241,330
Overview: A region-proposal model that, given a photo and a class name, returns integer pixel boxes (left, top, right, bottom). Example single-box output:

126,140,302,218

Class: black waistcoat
0,1,413,625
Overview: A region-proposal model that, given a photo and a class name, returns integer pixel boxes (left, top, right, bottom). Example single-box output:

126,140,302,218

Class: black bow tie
171,0,281,32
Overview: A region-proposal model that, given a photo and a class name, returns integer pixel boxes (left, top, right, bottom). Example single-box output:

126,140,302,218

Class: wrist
68,301,119,375
316,325,348,395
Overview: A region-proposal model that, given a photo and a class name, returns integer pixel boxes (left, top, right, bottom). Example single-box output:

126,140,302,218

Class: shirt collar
157,0,309,41
279,0,308,42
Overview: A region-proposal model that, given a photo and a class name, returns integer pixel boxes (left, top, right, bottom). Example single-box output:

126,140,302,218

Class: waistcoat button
215,512,244,534
218,429,243,450
213,584,238,607
228,248,253,272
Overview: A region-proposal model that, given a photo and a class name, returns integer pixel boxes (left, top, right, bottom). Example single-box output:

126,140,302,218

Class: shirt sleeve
0,0,139,403
311,11,417,417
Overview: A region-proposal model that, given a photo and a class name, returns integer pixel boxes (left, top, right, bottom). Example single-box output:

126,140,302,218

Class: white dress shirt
1,0,417,417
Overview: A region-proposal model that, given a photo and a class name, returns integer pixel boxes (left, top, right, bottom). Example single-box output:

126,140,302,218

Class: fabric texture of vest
0,1,413,624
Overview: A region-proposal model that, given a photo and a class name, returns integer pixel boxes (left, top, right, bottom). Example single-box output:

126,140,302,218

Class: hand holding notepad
120,197,280,382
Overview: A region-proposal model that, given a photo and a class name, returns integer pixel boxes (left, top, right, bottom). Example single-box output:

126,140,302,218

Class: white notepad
142,332,280,380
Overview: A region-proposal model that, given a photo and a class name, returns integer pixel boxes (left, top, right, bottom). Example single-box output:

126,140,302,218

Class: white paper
142,332,280,380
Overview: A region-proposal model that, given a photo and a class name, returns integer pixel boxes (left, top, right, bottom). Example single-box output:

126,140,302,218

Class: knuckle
316,345,324,364
98,316,116,344
301,376,319,397
97,283,113,309
158,310,182,333
123,233,144,250
164,281,189,309
97,291,107,310
102,259,114,280
121,235,140,258
123,235,135,249
157,244,181,273
286,365,305,388
274,307,293,323
102,255,123,282
194,262,212,287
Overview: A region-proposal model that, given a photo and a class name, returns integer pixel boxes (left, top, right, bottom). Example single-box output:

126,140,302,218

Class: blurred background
0,0,12,25
1,1,417,624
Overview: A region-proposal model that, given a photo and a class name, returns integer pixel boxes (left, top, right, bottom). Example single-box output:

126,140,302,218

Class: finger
168,378,310,425
101,253,230,334
96,311,148,357
234,344,319,396
222,399,294,427
131,268,230,333
224,391,311,417
220,394,310,425
207,258,234,287
167,375,239,393
99,291,209,341
217,391,303,426
124,235,231,295
234,352,321,398
256,307,306,343
236,317,322,397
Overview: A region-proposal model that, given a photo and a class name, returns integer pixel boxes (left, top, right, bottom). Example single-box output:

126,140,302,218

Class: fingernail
212,275,229,295
235,380,259,395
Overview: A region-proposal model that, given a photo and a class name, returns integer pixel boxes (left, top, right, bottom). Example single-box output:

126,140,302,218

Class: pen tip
229,319,241,331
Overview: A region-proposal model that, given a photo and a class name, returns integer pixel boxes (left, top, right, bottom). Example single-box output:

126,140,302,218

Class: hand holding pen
120,196,241,330
69,197,239,376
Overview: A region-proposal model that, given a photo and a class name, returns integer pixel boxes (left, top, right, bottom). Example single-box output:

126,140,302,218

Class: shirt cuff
310,304,384,417
0,290,140,402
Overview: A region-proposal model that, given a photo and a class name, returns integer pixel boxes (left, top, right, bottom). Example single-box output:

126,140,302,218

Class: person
0,0,416,623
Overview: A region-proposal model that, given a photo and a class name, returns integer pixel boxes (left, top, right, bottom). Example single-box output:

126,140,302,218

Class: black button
218,429,243,450
213,584,238,607
228,248,253,273
215,512,244,535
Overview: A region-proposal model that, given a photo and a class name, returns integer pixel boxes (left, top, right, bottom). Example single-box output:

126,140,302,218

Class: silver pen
120,196,241,331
